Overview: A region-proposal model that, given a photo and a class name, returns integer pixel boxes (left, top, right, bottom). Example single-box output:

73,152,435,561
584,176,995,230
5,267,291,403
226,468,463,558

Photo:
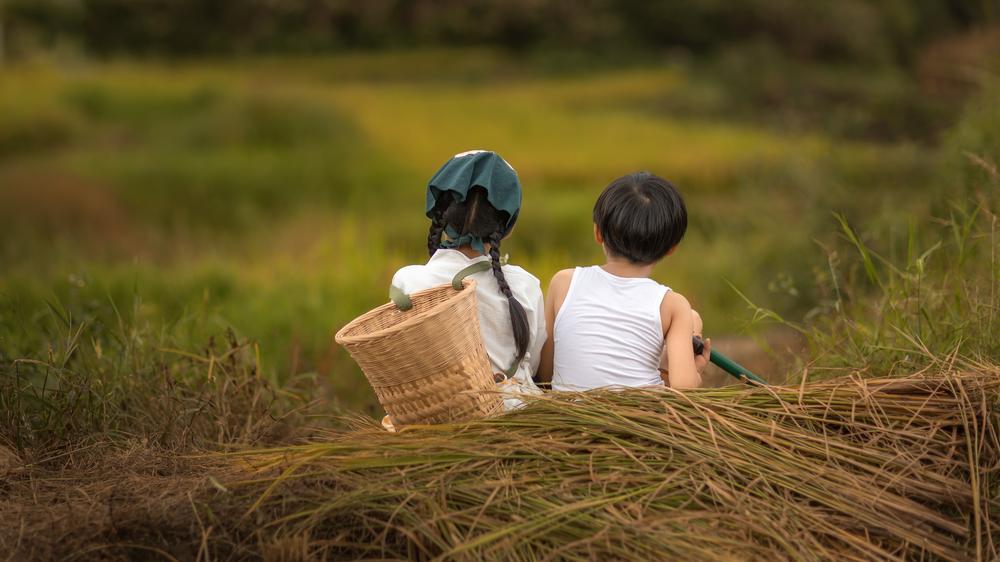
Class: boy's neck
601,256,656,278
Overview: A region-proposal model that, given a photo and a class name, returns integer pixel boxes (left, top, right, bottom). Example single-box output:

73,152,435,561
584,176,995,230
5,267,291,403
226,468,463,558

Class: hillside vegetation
0,41,998,559
3,43,998,420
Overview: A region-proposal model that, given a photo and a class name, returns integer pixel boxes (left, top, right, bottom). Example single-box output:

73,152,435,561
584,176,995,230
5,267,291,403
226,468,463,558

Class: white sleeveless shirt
551,266,670,391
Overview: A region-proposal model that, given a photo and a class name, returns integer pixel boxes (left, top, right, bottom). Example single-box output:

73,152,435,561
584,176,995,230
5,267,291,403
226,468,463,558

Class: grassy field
1,47,997,434
1,45,999,560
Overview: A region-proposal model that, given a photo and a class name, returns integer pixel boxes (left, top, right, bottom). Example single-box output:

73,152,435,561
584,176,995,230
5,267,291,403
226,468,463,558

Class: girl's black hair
427,187,530,368
427,193,449,258
593,171,687,264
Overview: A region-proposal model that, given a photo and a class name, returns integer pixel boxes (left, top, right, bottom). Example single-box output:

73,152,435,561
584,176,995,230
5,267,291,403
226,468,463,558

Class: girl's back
551,266,669,390
392,249,544,384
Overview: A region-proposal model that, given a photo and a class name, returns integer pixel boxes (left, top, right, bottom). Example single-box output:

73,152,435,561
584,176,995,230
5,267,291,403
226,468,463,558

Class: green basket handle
388,284,413,311
389,261,493,311
451,261,493,289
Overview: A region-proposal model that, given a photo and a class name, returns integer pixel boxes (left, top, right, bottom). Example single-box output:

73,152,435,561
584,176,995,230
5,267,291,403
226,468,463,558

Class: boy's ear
593,224,604,245
664,244,679,257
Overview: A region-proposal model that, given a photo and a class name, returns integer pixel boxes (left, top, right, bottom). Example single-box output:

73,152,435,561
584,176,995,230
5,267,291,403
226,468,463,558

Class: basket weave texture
335,279,502,426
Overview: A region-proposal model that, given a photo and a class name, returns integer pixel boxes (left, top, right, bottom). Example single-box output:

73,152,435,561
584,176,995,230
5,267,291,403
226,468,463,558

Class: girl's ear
593,224,604,245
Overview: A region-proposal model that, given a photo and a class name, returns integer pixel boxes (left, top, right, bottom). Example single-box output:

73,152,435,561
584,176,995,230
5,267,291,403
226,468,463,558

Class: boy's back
537,171,708,389
551,266,670,390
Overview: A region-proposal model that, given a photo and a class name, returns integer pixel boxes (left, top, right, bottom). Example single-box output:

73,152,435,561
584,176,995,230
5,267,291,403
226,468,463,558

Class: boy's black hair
593,171,687,264
428,187,529,369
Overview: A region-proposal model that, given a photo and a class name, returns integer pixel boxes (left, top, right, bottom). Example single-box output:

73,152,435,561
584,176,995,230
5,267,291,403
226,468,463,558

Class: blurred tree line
1,0,995,64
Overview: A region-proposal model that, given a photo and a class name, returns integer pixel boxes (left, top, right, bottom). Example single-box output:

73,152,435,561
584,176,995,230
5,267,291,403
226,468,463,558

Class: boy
537,172,709,390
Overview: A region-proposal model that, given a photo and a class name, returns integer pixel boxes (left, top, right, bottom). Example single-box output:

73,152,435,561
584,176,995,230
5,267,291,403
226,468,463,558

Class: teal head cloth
426,150,521,254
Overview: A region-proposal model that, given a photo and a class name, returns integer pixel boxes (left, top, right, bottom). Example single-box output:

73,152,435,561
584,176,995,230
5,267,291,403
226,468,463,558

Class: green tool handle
693,336,767,385
709,349,767,385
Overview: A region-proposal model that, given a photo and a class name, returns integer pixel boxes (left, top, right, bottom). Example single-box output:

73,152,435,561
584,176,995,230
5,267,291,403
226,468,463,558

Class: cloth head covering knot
426,150,521,254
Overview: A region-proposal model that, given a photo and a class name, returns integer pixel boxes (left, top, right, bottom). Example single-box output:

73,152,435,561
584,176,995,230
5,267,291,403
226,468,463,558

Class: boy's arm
659,310,711,383
536,269,573,384
660,292,702,389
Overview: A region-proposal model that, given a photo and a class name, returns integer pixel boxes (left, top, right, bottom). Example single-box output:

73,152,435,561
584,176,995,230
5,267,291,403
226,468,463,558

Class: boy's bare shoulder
660,290,692,317
549,268,574,284
548,269,575,293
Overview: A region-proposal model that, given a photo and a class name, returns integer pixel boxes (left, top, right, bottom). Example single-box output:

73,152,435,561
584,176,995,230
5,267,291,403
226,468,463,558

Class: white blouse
391,249,545,407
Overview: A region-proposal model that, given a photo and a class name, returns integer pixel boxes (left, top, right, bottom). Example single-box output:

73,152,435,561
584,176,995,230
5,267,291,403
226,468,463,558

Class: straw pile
226,366,1000,561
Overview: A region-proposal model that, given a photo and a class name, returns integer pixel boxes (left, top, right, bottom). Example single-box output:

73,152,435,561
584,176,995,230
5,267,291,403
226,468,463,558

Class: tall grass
792,108,999,379
740,186,998,382
0,291,316,453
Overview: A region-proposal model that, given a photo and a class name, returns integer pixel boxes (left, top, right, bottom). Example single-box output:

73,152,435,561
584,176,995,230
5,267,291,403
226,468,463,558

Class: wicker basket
334,279,502,426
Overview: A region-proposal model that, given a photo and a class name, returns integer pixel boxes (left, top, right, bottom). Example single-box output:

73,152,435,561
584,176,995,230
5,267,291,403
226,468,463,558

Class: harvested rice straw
221,368,999,561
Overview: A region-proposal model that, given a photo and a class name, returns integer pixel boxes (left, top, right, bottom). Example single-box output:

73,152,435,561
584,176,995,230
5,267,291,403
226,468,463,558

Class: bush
3,0,994,62
944,80,1000,196
0,106,79,158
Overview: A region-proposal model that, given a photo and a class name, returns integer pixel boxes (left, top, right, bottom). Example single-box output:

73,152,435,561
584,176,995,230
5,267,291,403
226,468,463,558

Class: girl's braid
427,209,446,257
488,231,529,367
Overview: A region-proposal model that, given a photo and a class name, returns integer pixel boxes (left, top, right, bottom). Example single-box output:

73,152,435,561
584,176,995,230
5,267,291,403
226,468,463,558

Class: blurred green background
1,1,998,417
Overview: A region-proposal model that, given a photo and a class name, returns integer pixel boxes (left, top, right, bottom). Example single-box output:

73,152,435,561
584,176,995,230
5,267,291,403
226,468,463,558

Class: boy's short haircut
592,171,687,264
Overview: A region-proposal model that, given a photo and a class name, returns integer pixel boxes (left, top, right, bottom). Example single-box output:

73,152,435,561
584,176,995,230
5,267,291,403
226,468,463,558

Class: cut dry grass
0,439,242,561
3,365,998,560
182,364,999,561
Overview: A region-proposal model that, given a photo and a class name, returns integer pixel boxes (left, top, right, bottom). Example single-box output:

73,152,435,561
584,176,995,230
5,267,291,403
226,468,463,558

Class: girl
391,150,545,410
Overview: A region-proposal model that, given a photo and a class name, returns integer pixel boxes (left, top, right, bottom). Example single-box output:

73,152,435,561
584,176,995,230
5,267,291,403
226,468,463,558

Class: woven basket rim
334,278,477,345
